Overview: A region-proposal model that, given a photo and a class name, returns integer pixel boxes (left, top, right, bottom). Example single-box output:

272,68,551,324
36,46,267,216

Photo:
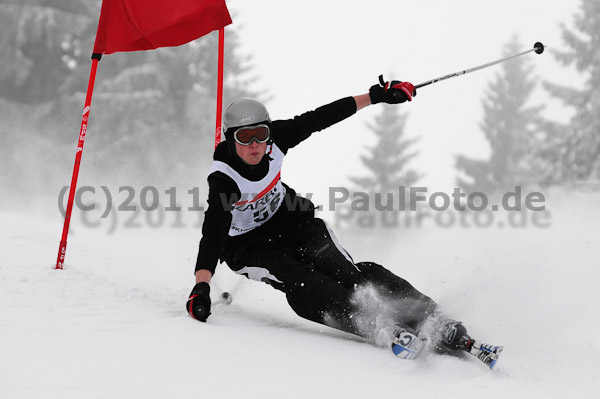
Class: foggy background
1,0,598,222
1,1,600,398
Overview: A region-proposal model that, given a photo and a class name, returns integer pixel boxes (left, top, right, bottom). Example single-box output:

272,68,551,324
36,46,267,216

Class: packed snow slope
1,189,599,399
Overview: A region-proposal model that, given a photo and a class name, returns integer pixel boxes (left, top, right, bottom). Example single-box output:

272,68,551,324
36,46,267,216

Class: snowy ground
1,189,599,399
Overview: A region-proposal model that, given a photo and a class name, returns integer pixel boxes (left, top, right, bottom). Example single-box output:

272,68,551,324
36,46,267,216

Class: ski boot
437,319,503,370
391,327,429,360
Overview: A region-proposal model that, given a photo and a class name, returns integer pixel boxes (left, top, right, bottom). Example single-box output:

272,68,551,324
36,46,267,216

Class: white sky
227,0,579,206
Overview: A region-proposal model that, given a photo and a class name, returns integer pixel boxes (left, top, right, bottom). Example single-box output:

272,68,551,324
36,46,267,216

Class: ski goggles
233,124,271,145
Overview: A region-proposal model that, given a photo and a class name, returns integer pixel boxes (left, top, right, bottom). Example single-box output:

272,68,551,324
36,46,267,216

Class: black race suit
195,97,437,338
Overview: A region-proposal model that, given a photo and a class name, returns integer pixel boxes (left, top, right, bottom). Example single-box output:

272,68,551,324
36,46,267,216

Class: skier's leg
291,219,434,302
289,217,361,289
354,262,490,354
290,218,438,330
354,261,438,330
359,265,475,353
289,218,438,343
224,241,361,336
354,261,481,352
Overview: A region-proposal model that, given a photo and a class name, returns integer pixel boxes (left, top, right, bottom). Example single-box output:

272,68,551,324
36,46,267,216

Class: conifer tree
351,105,420,194
455,36,543,193
0,2,259,200
346,105,420,229
543,0,600,184
0,0,96,103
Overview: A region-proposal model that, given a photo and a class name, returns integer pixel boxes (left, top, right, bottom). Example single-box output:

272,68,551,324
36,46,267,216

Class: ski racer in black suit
186,77,502,365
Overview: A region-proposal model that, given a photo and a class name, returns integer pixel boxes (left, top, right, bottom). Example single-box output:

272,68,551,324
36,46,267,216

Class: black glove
369,75,416,104
186,282,211,322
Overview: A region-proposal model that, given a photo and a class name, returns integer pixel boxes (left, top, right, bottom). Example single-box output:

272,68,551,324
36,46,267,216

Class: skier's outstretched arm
273,77,416,151
353,93,372,111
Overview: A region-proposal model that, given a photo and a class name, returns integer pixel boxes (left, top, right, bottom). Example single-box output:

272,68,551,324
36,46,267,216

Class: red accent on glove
188,294,199,319
389,82,415,101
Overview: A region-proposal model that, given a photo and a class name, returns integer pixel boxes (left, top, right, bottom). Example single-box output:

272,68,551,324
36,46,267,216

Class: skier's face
235,141,267,165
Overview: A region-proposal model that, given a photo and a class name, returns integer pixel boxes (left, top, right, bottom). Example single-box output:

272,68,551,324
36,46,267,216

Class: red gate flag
57,0,231,269
93,0,232,54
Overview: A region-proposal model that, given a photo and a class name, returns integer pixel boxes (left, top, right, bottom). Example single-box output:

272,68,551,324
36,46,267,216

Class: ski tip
488,346,503,370
470,341,504,370
489,358,498,370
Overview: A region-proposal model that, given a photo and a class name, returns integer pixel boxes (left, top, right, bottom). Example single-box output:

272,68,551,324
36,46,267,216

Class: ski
391,326,503,370
465,340,504,370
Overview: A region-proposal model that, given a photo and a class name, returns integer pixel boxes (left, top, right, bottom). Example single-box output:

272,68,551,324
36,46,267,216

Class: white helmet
223,98,271,131
223,98,272,153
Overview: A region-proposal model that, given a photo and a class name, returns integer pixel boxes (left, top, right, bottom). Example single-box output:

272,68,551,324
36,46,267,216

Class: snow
1,190,599,399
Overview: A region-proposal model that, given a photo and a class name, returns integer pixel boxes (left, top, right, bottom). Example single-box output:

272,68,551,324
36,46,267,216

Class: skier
187,77,502,367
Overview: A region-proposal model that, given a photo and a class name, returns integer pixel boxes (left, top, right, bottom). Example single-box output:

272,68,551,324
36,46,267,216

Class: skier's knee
356,261,438,313
356,261,398,285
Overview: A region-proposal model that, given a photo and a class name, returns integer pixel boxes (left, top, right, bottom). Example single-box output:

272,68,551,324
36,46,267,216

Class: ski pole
192,292,232,320
213,292,233,306
412,41,545,89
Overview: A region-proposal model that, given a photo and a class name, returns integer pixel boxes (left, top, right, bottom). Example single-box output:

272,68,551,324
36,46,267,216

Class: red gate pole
214,27,225,148
56,54,102,270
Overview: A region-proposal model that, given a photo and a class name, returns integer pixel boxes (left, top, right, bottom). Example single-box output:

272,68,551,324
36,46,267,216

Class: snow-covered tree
542,0,600,184
0,2,260,203
350,105,421,193
0,0,97,103
342,105,420,229
455,36,543,193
